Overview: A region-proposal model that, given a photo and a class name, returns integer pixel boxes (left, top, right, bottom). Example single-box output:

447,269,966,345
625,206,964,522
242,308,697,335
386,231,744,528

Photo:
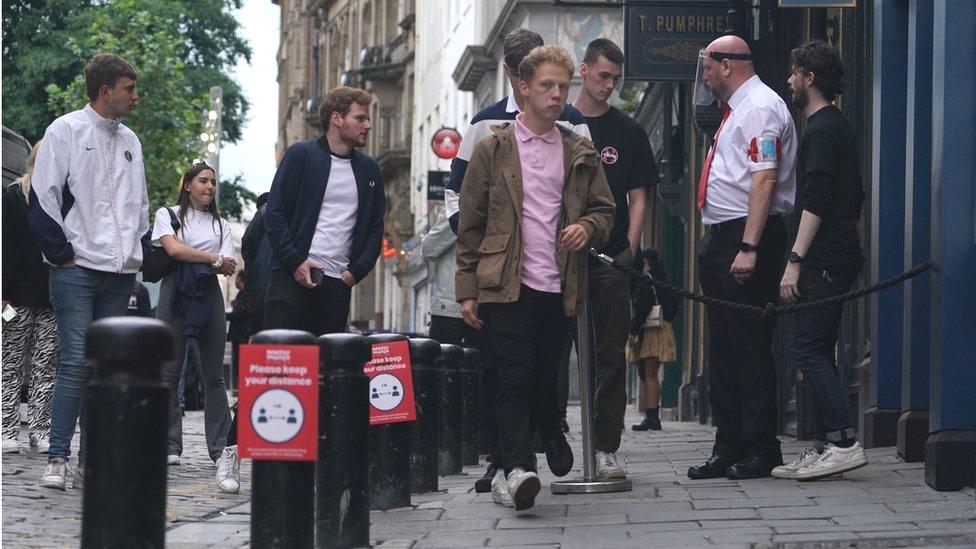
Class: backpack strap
165,207,181,233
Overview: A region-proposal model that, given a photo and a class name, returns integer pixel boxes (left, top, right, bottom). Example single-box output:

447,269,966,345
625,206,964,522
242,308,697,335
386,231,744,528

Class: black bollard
81,317,173,549
437,344,464,475
407,338,441,493
250,329,317,549
460,347,482,466
316,333,371,549
365,333,411,511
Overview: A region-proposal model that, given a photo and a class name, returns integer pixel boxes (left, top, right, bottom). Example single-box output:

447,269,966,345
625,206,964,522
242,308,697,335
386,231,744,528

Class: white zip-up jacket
421,211,461,319
28,105,149,273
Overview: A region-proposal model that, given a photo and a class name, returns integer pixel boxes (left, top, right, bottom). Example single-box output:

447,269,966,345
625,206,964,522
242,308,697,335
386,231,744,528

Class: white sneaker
772,446,821,479
40,458,69,490
490,468,513,507
31,434,50,454
506,468,541,511
167,454,181,466
595,451,626,480
216,445,241,493
795,442,867,481
2,438,21,454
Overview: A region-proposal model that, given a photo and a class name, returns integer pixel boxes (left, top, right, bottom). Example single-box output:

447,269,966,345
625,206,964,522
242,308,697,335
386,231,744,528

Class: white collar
727,75,762,112
505,93,520,114
84,104,121,135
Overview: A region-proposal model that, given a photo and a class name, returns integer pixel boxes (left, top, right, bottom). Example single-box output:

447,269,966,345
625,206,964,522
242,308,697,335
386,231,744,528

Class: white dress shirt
702,75,797,225
29,104,149,273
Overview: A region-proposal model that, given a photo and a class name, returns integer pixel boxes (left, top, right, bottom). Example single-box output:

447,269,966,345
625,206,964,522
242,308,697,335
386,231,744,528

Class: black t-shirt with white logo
584,106,659,258
796,105,865,277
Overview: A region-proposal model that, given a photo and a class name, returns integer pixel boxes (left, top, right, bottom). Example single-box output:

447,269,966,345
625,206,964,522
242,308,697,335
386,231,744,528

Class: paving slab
4,405,975,547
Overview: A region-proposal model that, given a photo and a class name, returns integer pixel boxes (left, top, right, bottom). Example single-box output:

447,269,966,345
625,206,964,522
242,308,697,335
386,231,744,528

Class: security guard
688,35,797,481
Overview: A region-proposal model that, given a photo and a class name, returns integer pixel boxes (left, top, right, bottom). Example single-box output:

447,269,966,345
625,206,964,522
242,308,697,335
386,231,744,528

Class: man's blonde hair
517,45,575,83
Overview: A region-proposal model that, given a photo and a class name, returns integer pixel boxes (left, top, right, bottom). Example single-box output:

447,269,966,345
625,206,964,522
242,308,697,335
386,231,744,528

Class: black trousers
263,269,351,336
484,286,570,472
698,216,786,463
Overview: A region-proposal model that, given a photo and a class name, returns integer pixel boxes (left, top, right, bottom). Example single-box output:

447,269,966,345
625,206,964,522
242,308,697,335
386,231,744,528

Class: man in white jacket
29,53,149,491
422,211,470,346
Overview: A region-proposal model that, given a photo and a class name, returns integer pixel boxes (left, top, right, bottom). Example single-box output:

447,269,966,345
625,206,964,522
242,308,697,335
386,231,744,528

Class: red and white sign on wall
431,127,462,160
238,344,319,461
365,340,416,425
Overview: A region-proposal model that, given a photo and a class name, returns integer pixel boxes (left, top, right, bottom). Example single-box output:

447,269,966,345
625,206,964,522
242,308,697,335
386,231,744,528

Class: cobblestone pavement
1,406,251,548
3,405,975,547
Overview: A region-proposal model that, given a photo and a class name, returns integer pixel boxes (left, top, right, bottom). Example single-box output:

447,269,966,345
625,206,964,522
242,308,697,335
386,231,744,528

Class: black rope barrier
588,248,933,320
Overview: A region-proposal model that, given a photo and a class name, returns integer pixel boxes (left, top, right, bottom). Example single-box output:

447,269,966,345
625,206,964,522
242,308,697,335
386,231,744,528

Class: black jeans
792,268,856,443
484,286,571,473
263,269,351,336
698,216,786,463
428,315,473,346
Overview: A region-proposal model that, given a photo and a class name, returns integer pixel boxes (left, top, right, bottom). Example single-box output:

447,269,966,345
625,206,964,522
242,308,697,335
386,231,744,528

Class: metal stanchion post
552,301,632,494
249,329,316,549
365,333,411,510
81,317,173,549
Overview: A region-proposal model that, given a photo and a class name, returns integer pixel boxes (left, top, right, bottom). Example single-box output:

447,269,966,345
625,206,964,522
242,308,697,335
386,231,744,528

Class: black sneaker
474,463,497,493
544,433,573,477
631,417,662,431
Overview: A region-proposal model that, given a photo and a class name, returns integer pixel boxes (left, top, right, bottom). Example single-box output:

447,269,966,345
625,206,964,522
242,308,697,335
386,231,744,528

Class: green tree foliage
2,0,253,214
219,174,257,221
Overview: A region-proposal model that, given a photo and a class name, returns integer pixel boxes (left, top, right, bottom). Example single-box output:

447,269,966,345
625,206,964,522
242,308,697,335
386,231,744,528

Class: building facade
273,0,416,332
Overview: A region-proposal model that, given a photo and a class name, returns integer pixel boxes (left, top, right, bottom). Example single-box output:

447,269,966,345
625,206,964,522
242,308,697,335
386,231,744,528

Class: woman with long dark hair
627,248,678,432
152,161,240,493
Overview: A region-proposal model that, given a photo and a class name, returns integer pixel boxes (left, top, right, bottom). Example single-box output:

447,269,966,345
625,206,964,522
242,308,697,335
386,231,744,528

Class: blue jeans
48,266,135,461
791,268,856,444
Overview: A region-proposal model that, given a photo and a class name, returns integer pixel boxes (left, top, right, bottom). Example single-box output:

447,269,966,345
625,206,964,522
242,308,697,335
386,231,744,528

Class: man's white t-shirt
151,206,235,258
308,153,358,278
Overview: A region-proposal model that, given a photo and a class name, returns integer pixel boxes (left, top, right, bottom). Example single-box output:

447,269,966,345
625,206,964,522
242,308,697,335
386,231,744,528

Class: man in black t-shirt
572,38,659,480
776,40,868,482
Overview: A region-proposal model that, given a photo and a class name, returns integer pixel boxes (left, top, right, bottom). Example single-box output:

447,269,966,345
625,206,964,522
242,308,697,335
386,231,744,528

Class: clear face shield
693,49,717,111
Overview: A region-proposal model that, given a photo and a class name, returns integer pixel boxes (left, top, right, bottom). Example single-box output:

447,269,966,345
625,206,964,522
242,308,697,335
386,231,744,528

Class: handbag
141,208,181,283
642,286,663,328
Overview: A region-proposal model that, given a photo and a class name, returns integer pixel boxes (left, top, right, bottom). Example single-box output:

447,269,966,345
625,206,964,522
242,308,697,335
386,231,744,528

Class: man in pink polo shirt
456,45,615,511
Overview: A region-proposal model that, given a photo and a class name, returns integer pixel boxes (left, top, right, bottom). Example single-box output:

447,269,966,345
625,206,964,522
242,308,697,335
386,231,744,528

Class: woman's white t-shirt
151,206,234,259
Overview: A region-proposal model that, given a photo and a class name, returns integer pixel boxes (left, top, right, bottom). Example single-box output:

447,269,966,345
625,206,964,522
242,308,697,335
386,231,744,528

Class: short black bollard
317,333,371,549
437,344,464,475
460,347,482,466
250,329,317,549
407,338,441,493
81,317,173,549
365,333,411,510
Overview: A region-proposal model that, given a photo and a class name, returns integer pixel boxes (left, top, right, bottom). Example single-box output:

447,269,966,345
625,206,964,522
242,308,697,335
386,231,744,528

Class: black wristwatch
739,241,758,253
788,251,804,264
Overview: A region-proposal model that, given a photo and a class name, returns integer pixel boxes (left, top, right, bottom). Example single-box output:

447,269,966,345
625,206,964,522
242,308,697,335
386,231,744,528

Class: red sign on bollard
238,344,319,461
365,340,417,425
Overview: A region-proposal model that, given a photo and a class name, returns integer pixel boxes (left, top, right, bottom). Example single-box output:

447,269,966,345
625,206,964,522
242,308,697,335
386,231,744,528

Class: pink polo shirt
514,114,565,293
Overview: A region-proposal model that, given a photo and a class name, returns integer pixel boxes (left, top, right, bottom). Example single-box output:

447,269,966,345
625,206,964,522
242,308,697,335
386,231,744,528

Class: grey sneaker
167,454,181,466
31,433,51,454
40,458,69,490
490,468,513,507
506,468,541,511
595,451,626,480
2,438,21,454
772,447,821,479
795,442,867,481
216,445,241,493
72,464,84,489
